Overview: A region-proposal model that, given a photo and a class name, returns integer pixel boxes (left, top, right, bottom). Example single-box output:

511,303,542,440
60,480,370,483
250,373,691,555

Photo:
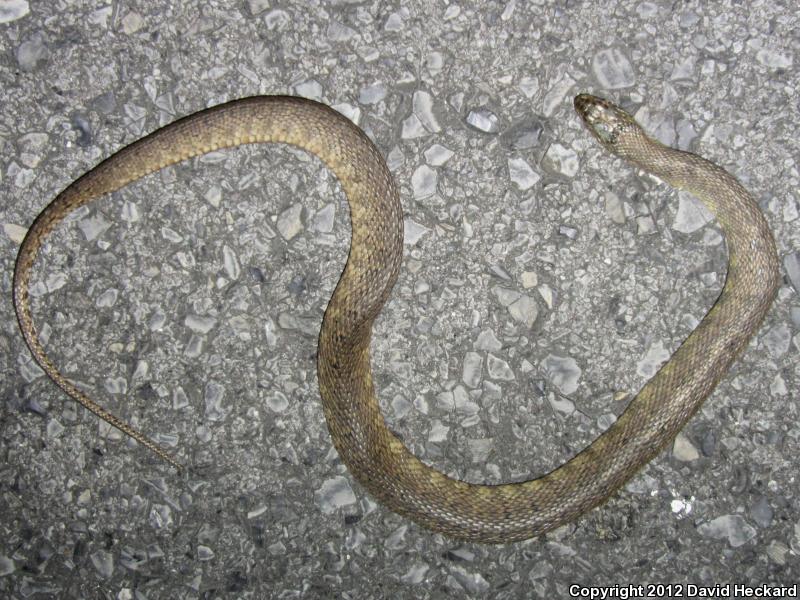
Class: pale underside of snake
13,93,780,543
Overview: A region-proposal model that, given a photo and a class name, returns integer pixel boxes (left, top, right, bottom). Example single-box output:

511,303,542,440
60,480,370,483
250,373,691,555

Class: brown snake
13,94,780,543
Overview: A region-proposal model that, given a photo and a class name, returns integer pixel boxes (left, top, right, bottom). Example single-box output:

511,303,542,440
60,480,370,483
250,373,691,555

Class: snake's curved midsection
13,95,779,543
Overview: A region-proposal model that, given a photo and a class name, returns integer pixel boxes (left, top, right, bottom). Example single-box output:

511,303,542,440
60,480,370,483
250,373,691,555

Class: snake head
574,94,639,152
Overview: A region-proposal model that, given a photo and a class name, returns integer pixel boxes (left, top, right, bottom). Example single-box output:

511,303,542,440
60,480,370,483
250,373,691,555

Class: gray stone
16,33,47,71
424,144,453,166
316,477,357,513
277,203,303,240
592,47,635,89
411,165,437,199
542,355,581,395
783,252,800,293
508,157,540,190
673,192,714,233
697,515,757,548
466,108,500,133
0,0,29,23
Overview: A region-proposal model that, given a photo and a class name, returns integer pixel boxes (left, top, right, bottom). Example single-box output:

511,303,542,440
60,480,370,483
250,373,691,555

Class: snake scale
13,94,779,543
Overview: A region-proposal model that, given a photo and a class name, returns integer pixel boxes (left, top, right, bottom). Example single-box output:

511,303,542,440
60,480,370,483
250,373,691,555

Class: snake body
13,94,779,543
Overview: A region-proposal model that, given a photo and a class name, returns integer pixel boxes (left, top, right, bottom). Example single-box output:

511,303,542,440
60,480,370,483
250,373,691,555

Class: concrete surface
0,0,798,597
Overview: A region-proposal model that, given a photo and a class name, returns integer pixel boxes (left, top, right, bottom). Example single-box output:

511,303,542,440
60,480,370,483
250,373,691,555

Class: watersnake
12,94,780,542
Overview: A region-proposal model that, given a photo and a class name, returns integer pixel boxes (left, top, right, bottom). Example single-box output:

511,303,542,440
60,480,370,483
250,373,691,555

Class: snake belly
13,94,779,543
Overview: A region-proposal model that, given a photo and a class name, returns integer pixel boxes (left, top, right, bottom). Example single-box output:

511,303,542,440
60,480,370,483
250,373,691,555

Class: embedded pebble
424,144,453,166
492,287,520,306
766,540,790,565
518,76,538,99
502,119,544,150
327,20,356,43
95,288,118,308
295,80,323,100
90,549,114,579
204,381,226,421
670,497,693,517
104,377,127,394
120,201,139,222
267,391,289,413
508,157,540,191
401,113,426,139
626,473,660,495
16,33,47,71
538,284,554,309
120,11,144,34
413,91,440,133
544,143,579,177
316,476,357,513
636,341,670,378
205,185,221,208
428,420,449,442
436,390,455,411
548,393,575,415
541,354,581,394
0,0,29,23
384,11,403,32
453,385,479,414
391,394,411,419
462,351,483,388
486,354,515,381
13,165,35,188
636,2,658,17
359,83,387,105
636,215,656,235
0,555,14,576
783,252,800,292
149,308,166,331
468,439,493,463
222,245,240,280
673,192,713,233
312,203,335,232
542,73,575,117
762,323,790,358
466,108,500,133
597,413,616,431
149,504,173,529
161,227,183,243
520,271,537,289
247,0,270,15
750,496,773,528
697,515,756,547
47,419,65,437
119,550,146,572
401,563,429,585
173,387,189,409
507,295,538,327
592,47,635,89
185,314,217,334
277,203,303,240
672,432,699,461
449,566,490,595
78,214,111,241
426,51,443,75
475,329,502,352
749,39,793,69
558,225,578,240
4,222,27,243
412,165,437,199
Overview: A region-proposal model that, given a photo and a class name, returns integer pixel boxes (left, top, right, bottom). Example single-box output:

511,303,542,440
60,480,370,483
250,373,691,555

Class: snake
12,93,780,543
